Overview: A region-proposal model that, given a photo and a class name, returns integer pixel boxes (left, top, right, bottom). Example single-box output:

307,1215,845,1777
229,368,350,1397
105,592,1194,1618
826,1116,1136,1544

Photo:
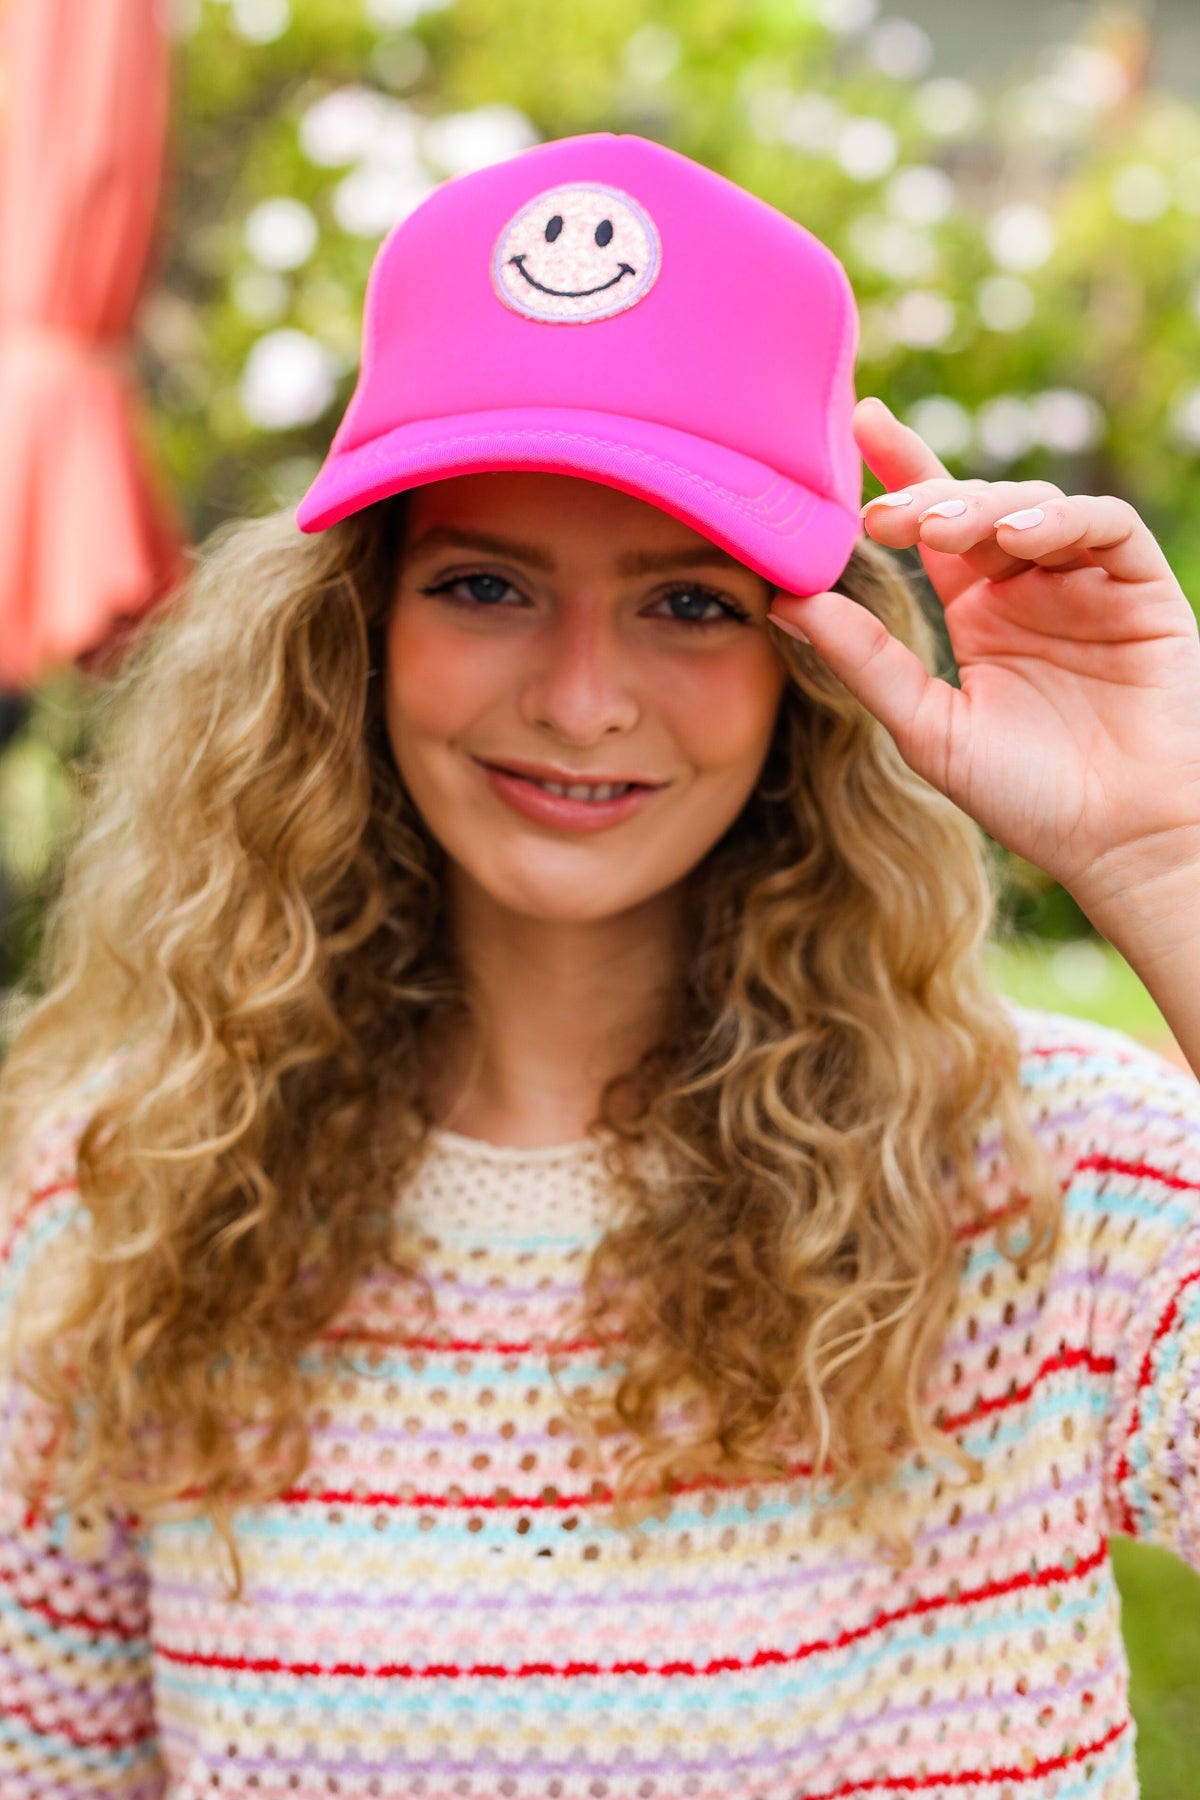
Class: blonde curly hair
0,491,1062,1601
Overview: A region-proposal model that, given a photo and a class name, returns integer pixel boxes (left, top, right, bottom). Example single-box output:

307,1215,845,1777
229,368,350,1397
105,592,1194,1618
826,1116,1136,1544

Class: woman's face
384,471,789,924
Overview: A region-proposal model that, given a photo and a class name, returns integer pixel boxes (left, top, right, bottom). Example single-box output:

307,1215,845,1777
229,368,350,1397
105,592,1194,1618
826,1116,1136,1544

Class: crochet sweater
2,1000,1199,1799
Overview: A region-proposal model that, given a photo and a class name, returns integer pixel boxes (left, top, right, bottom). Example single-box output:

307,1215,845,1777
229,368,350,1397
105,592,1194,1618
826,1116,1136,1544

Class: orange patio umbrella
0,0,189,692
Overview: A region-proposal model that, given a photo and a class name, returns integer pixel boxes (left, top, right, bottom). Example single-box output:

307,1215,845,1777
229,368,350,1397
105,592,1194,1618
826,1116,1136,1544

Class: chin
486,880,644,925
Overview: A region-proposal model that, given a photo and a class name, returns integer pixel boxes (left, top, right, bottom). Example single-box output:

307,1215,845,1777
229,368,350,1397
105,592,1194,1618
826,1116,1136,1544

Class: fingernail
768,614,811,644
918,498,968,520
996,507,1045,529
860,491,913,516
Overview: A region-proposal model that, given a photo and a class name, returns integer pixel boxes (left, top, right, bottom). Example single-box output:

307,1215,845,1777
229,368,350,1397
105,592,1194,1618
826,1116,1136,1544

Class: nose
518,603,640,743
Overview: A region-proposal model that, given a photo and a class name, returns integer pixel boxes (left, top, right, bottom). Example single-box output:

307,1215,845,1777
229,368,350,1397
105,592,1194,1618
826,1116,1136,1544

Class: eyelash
418,571,752,628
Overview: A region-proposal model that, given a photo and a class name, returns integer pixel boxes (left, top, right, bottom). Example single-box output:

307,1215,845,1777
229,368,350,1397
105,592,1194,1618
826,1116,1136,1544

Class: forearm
1070,832,1200,1082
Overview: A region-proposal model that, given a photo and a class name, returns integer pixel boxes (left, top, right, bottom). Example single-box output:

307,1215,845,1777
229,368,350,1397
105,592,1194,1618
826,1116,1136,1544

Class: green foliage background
2,0,1199,1784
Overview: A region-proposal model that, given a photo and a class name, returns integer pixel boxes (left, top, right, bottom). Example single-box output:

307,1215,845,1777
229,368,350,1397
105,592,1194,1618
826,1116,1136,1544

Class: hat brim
295,406,862,599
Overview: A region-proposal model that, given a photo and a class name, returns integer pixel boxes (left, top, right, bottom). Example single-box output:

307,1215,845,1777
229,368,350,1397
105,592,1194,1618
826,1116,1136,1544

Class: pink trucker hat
296,131,864,597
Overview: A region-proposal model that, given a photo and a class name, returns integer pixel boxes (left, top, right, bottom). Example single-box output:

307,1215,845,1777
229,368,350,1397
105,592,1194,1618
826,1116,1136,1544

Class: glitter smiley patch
491,181,662,324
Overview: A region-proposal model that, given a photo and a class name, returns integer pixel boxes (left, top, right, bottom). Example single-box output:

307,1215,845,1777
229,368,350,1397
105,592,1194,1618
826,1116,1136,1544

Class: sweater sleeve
1033,1011,1200,1570
0,1105,165,1799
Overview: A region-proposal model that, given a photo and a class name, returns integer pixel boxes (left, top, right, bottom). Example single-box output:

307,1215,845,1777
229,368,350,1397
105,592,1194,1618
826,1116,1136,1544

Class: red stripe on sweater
1025,1043,1142,1064
0,1565,148,1642
799,1719,1127,1796
1073,1152,1200,1194
284,1337,1114,1512
1113,1261,1200,1536
156,1536,1108,1679
0,1179,79,1270
0,1693,156,1751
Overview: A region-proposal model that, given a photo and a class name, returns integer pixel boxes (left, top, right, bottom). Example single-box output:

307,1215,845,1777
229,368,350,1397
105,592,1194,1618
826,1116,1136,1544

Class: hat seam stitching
341,426,831,527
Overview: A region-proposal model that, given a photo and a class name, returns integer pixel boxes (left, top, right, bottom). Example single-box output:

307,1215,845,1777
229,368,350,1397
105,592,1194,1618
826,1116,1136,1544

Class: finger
767,588,957,794
914,481,1071,584
853,396,953,493
861,478,1063,546
863,480,1067,586
989,494,1178,586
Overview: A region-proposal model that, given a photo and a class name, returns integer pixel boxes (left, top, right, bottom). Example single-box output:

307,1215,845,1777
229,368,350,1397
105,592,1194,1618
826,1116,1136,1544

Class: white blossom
421,104,540,177
299,88,394,168
889,289,955,348
230,0,290,44
1111,164,1172,223
976,396,1038,464
1032,389,1105,455
904,396,971,460
332,163,437,238
976,276,1035,333
885,165,955,227
243,198,318,272
848,214,939,282
622,25,681,86
366,0,454,26
986,204,1056,273
815,0,878,33
865,18,933,83
911,78,983,139
1170,387,1200,450
836,117,899,182
239,330,337,431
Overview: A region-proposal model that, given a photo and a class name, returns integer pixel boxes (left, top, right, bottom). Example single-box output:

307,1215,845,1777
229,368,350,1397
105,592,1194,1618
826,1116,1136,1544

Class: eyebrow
402,524,753,579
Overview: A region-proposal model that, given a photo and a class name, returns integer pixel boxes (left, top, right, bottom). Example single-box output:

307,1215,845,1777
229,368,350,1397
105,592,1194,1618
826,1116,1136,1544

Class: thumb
767,590,954,786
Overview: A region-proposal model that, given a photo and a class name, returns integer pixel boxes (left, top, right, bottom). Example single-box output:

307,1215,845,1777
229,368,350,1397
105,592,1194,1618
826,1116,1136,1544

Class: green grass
987,936,1200,1797
983,935,1172,1040
1110,1538,1200,1799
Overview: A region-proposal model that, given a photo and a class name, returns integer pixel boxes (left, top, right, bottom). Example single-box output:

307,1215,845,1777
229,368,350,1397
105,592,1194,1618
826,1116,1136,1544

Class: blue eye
417,583,744,633
451,574,511,605
422,572,518,608
659,585,745,625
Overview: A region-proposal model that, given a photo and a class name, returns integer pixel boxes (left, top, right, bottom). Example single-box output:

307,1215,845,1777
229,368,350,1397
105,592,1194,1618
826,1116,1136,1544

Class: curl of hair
0,493,1063,1600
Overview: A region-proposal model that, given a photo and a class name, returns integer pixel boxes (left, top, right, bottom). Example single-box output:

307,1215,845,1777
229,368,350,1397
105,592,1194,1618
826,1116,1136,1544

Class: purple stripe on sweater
146,1464,1098,1615
979,1091,1198,1165
155,1648,1126,1783
0,1640,151,1718
0,1764,162,1800
942,1263,1136,1354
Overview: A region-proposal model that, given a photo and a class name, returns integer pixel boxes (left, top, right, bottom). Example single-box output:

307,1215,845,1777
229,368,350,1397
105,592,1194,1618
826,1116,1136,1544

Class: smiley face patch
492,181,662,324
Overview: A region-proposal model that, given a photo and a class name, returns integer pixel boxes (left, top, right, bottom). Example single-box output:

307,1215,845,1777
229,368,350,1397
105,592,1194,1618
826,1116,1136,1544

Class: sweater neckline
427,1123,612,1162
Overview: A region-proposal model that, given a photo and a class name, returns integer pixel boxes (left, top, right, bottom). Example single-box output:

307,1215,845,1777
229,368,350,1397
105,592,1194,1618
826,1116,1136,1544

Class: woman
3,130,1199,1798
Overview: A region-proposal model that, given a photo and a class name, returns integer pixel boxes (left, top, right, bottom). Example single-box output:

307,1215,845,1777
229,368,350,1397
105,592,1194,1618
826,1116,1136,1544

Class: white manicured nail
996,507,1045,529
861,491,914,514
768,614,811,644
919,498,968,519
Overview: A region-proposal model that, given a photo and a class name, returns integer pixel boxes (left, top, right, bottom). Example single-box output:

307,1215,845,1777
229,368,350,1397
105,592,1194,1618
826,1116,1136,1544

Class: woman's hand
767,397,1200,911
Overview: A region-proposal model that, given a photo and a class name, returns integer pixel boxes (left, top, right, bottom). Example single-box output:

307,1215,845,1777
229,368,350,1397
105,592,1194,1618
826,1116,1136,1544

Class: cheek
666,646,785,770
385,607,493,747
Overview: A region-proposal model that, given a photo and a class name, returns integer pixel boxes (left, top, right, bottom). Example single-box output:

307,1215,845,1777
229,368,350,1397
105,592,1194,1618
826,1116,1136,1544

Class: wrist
1069,825,1200,973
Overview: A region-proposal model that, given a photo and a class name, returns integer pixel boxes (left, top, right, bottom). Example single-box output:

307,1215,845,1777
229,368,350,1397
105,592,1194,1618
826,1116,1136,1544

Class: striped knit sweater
2,998,1199,1799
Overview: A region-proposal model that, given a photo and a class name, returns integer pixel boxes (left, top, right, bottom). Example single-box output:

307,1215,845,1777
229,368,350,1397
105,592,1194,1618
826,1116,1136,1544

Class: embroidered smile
508,254,636,298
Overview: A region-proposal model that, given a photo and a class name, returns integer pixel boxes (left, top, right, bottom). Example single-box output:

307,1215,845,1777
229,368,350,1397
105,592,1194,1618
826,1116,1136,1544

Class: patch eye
544,214,563,243
594,218,613,247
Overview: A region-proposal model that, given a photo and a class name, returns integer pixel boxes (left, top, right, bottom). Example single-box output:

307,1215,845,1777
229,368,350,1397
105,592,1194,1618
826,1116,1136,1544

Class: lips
478,760,663,832
479,758,661,789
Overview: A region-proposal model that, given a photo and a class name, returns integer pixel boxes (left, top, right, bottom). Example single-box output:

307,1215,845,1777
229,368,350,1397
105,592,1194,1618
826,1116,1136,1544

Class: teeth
533,779,634,801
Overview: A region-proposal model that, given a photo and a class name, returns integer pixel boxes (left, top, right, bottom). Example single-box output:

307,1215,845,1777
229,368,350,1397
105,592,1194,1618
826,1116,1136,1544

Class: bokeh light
239,329,337,430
